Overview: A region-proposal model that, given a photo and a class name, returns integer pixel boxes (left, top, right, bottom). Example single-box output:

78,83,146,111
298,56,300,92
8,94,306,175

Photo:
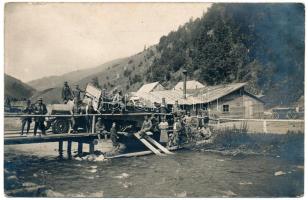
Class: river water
4,145,304,197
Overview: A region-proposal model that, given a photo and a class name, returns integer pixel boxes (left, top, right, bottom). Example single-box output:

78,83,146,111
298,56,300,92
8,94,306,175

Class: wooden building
131,82,264,119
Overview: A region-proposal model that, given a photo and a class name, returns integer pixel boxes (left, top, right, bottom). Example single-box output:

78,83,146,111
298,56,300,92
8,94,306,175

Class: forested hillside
4,74,36,100
146,3,304,106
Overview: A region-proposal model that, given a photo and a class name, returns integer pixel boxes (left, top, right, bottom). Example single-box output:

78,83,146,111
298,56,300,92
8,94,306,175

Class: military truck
45,83,170,134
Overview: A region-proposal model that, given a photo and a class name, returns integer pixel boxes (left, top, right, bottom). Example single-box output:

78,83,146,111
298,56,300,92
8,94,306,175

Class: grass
207,123,304,162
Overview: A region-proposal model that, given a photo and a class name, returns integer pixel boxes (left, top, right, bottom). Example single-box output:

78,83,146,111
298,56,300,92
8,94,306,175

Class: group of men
137,100,211,148
20,97,48,136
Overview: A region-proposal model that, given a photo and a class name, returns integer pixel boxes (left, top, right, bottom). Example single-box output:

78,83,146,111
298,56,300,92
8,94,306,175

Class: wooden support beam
67,140,72,159
58,141,63,159
78,142,83,155
134,132,163,156
144,135,174,154
89,143,95,154
91,115,96,134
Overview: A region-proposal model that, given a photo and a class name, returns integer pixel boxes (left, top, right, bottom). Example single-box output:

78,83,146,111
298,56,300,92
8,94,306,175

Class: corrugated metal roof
136,82,164,94
193,83,247,103
174,80,205,91
132,82,251,105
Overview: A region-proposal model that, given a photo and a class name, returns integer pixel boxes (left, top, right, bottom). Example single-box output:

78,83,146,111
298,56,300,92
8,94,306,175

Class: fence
4,113,171,134
213,118,304,134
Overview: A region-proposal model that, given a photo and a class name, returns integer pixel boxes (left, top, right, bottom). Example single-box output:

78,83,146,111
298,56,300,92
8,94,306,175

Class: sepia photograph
3,1,305,197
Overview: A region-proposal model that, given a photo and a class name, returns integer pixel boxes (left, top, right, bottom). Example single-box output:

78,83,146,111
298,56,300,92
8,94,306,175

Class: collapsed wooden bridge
4,113,175,159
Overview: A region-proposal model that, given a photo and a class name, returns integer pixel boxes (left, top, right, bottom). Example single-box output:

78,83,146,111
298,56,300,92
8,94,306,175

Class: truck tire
52,119,70,134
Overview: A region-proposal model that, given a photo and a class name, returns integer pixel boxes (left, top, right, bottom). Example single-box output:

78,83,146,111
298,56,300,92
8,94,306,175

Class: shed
173,80,205,92
135,82,165,95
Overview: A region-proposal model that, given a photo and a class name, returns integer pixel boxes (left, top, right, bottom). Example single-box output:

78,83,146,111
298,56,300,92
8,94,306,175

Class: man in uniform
150,113,160,141
182,112,194,141
169,117,182,147
95,117,107,140
72,84,84,103
33,97,48,136
172,100,183,117
21,100,33,136
62,81,73,103
110,122,120,150
70,98,82,133
139,115,152,138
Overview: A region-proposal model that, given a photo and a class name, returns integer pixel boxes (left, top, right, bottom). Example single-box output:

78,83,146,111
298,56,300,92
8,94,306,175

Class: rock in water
274,171,286,176
40,189,65,197
22,182,37,187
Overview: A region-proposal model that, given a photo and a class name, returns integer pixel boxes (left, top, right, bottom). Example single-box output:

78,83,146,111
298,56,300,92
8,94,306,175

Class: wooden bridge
4,113,174,159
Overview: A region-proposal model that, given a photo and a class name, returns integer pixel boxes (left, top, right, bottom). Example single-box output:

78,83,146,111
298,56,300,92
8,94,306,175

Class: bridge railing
4,113,172,134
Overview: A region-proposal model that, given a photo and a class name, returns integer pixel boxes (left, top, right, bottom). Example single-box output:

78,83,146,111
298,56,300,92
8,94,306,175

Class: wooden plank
4,132,98,145
133,133,163,156
144,135,174,154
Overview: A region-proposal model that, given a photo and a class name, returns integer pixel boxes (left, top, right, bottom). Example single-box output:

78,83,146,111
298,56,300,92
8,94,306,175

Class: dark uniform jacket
72,88,83,101
62,86,73,101
34,103,47,122
21,105,33,121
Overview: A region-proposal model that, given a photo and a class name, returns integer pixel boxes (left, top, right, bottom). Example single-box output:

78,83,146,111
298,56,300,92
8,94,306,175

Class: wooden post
92,115,96,134
78,142,83,155
263,120,267,133
89,143,95,154
67,140,72,159
58,141,63,159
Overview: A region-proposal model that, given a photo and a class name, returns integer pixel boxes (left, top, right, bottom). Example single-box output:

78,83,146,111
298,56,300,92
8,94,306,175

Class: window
223,105,229,113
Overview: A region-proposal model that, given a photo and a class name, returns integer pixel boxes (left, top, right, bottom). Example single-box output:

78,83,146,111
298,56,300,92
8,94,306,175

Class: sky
5,2,211,82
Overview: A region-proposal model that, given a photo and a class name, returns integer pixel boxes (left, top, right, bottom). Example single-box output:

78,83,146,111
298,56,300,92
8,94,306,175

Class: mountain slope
30,46,157,104
146,3,304,106
27,58,124,91
29,3,304,107
4,74,36,100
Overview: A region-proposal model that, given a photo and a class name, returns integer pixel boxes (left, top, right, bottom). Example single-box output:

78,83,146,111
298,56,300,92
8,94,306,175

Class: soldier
110,122,120,149
20,100,33,136
150,113,160,141
70,98,82,133
172,100,183,117
33,97,48,136
95,117,107,140
182,112,194,141
72,84,84,102
169,117,182,147
62,81,73,103
85,100,96,132
139,115,152,138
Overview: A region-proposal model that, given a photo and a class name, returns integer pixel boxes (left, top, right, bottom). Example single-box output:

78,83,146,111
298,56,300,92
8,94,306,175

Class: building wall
206,90,264,119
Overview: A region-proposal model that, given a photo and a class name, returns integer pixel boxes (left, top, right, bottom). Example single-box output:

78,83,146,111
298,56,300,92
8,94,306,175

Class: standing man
110,122,120,150
170,117,182,147
62,81,73,103
20,100,33,136
72,84,84,102
70,98,82,133
33,97,48,136
86,100,96,133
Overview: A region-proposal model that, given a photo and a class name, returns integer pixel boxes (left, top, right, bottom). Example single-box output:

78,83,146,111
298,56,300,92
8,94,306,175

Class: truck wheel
52,119,70,134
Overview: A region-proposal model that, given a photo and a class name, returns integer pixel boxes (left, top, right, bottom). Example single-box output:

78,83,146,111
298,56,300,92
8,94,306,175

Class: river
4,144,304,197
